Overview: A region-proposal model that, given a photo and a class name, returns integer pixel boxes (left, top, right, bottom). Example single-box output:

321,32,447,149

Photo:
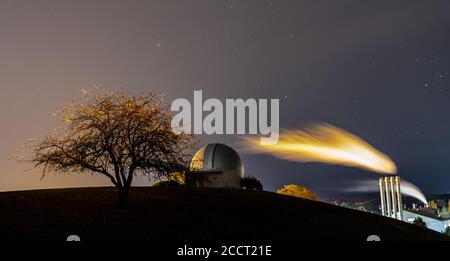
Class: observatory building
186,143,244,188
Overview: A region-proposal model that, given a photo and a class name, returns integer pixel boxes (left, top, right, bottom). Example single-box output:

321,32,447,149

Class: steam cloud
243,123,397,174
346,179,428,205
242,123,428,204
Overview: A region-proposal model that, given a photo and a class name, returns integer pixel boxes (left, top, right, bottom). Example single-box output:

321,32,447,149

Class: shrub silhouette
413,217,427,228
240,176,263,191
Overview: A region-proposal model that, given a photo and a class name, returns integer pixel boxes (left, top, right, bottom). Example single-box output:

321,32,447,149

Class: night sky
0,0,449,197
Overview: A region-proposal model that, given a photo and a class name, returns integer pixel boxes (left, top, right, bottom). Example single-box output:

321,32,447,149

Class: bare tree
29,88,196,208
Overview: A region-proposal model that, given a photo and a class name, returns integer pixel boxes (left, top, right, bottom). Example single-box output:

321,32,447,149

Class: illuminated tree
276,184,317,201
29,88,196,208
152,180,182,188
439,205,450,219
153,172,185,187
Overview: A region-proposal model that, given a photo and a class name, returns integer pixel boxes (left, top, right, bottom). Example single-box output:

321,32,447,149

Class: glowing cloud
243,123,397,174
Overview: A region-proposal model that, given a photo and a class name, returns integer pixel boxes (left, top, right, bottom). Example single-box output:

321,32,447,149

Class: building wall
402,210,447,233
187,171,242,189
202,171,242,188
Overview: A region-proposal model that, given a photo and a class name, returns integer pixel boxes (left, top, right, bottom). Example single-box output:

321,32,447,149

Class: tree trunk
118,187,130,208
118,171,133,208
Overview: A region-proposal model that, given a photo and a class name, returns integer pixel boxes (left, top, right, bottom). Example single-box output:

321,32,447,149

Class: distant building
403,207,450,233
186,143,244,188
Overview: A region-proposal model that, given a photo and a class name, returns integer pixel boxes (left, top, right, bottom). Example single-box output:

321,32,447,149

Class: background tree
152,180,182,188
413,217,427,228
240,176,263,191
152,172,185,187
276,184,317,201
29,88,196,208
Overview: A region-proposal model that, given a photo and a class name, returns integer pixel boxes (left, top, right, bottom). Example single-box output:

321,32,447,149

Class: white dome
190,143,243,173
189,143,244,188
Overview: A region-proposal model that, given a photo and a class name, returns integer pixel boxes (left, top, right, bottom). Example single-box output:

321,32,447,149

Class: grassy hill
0,187,446,241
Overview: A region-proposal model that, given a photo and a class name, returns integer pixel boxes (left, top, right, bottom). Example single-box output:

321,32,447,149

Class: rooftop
404,208,450,221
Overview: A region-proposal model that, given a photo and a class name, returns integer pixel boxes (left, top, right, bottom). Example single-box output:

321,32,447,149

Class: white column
384,177,391,218
379,177,386,216
395,176,403,220
390,176,397,219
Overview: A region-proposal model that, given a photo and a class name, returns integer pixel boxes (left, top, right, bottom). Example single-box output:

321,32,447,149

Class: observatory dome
190,143,243,172
189,143,244,188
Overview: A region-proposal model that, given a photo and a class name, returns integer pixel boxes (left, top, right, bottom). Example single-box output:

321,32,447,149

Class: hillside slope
0,187,446,241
